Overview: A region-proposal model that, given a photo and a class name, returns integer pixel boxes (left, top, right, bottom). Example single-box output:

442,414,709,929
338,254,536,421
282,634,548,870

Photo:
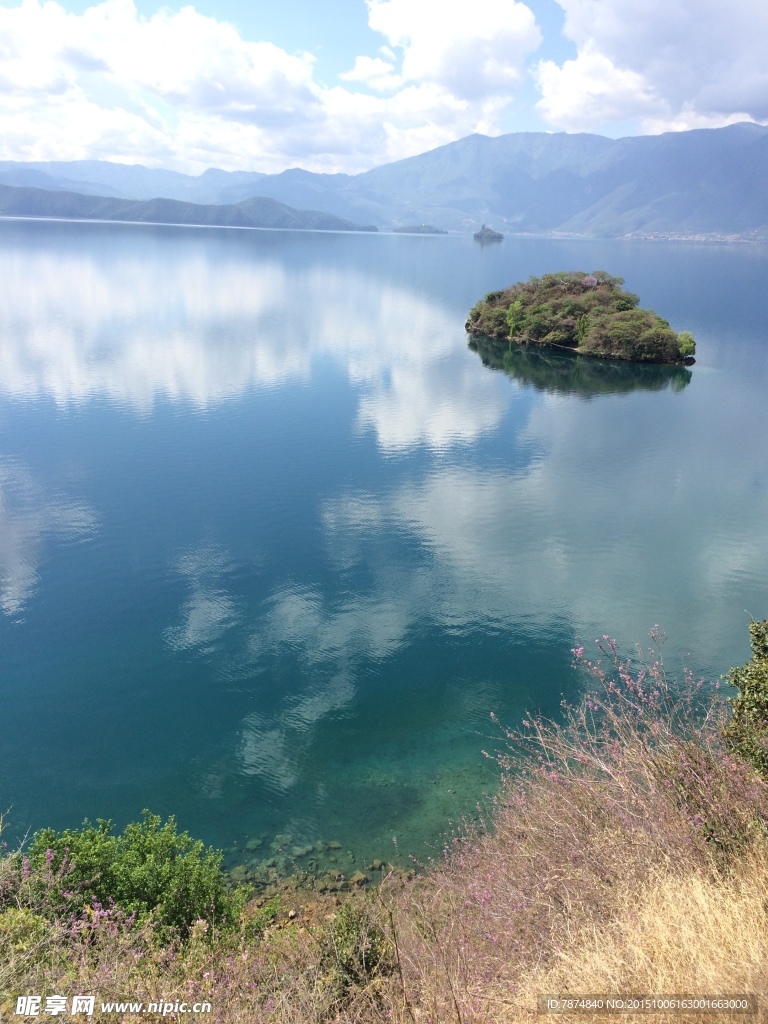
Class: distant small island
392,224,447,234
466,270,696,364
473,224,503,241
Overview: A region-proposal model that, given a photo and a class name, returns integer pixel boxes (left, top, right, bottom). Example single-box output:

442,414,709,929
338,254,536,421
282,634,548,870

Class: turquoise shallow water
1,220,767,877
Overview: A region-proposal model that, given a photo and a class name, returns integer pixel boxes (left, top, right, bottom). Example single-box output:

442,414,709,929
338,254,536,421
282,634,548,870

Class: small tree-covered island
466,270,696,364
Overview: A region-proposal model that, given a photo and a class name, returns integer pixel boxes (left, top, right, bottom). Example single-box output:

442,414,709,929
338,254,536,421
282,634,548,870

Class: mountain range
0,185,376,233
2,122,768,237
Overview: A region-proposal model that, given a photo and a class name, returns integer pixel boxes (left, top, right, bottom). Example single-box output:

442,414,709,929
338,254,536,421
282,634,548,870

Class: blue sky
0,0,765,174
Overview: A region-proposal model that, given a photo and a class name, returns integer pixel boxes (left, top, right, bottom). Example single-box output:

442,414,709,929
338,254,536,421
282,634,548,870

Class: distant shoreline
2,215,765,245
0,214,379,235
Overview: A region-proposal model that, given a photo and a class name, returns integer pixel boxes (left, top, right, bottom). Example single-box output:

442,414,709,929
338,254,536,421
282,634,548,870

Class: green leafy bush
241,895,280,939
25,810,247,937
327,898,393,992
581,309,681,362
677,330,696,357
0,908,50,953
723,620,768,777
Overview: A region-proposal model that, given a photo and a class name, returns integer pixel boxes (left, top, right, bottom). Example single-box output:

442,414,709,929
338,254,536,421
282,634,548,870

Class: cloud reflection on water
164,545,240,651
322,383,768,673
154,356,768,817
0,459,95,616
160,357,768,801
0,236,510,450
230,582,408,792
237,671,355,794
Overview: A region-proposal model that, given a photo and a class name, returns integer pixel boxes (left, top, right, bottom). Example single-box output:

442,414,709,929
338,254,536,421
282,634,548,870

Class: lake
1,219,767,879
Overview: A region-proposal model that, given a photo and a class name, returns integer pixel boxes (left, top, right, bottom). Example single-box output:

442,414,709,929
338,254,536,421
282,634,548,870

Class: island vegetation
467,270,696,364
473,224,503,241
3,621,768,1022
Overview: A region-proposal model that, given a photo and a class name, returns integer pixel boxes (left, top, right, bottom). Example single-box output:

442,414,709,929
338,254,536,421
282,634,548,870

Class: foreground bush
4,810,246,939
723,618,768,778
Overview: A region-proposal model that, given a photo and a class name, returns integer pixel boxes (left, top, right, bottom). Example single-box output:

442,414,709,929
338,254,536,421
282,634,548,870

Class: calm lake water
1,219,767,875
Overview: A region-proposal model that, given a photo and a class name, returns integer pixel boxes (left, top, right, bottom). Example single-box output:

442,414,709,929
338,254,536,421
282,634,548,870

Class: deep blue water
1,219,767,876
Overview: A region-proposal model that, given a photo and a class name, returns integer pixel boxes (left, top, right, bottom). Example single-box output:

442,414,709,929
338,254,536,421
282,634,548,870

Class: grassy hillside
3,623,768,1022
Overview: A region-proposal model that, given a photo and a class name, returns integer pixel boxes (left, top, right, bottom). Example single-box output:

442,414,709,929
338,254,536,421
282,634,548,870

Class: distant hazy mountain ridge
0,185,377,232
2,123,768,237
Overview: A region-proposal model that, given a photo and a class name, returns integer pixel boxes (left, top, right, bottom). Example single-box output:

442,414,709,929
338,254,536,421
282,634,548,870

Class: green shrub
677,330,696,357
327,899,393,991
723,620,768,777
0,908,50,953
611,293,640,312
580,309,680,362
241,895,280,939
506,298,524,334
577,314,588,344
487,306,511,336
26,810,247,937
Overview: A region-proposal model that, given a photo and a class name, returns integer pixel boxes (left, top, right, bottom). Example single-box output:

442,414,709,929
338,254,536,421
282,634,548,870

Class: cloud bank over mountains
536,0,768,134
0,0,765,173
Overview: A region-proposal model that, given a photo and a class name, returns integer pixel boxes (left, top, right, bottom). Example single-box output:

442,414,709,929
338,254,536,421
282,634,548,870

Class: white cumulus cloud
339,56,403,92
366,0,541,100
0,0,329,169
0,0,545,172
537,0,768,133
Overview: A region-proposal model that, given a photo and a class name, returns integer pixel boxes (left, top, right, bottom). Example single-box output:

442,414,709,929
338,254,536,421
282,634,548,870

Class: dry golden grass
385,837,768,1024
381,642,768,1024
503,848,768,1024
